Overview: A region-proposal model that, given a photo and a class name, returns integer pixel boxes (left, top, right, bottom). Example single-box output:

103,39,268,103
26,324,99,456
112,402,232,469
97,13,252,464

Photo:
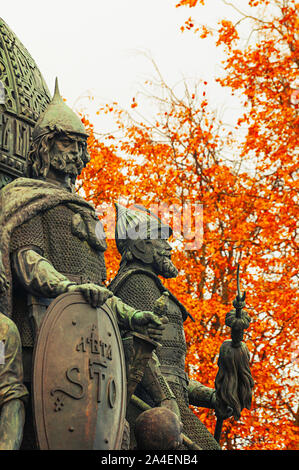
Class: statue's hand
67,283,113,308
131,311,168,342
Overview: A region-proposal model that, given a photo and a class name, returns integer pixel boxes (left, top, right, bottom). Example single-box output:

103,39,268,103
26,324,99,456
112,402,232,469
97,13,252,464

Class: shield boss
33,292,127,450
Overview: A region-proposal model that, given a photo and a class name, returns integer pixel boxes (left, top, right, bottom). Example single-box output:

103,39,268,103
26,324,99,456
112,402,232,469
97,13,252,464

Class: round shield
32,292,127,450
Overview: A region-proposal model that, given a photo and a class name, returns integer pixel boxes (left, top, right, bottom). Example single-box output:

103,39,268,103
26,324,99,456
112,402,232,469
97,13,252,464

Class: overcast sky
1,0,248,133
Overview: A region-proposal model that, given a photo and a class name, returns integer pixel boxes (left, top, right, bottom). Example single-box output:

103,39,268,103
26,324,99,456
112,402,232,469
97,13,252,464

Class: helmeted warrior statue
109,203,233,450
0,81,166,449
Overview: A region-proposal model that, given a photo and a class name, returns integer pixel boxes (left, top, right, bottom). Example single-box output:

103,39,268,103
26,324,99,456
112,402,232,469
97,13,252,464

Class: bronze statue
0,17,253,451
0,82,166,449
0,251,28,450
109,203,233,450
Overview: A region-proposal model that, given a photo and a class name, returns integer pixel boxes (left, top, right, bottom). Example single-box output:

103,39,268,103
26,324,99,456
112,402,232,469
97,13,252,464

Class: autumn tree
78,0,298,450
175,0,298,450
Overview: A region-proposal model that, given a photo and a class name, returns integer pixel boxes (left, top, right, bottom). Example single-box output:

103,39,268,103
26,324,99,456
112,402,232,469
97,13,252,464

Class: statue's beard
50,152,84,178
153,251,178,279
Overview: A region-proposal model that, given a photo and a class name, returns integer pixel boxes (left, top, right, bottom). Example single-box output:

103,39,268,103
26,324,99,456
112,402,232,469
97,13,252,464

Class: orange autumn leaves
176,0,298,450
79,0,298,450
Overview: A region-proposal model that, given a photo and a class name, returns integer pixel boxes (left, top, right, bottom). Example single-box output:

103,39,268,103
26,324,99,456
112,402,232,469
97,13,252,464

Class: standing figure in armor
110,203,232,450
0,81,166,449
0,251,28,450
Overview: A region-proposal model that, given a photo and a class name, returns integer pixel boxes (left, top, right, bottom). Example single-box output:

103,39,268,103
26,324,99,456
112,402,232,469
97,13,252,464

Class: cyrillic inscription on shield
33,292,126,450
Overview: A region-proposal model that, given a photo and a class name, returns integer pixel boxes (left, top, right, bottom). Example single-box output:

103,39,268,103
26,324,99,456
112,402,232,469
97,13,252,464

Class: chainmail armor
10,214,44,254
110,266,221,450
42,205,106,283
156,375,176,402
111,270,187,377
10,215,44,346
10,204,106,347
171,381,220,450
114,271,158,312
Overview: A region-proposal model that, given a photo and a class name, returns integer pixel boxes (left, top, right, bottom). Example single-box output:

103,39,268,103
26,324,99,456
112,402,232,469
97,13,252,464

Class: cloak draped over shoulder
0,177,106,317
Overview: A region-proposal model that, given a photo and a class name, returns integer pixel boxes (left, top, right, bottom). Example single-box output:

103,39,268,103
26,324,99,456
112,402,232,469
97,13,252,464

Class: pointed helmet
115,203,172,254
32,78,88,141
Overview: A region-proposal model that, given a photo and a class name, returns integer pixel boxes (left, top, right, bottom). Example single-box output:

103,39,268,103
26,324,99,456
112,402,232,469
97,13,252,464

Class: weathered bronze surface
131,395,201,451
0,247,28,450
32,78,88,142
0,17,253,452
0,311,28,449
0,18,50,187
134,407,183,450
0,60,166,449
33,292,126,450
109,204,224,450
125,332,159,406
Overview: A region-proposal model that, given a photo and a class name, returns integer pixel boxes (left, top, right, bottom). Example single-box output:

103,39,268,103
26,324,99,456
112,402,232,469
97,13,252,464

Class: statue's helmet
32,78,88,142
115,203,172,255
